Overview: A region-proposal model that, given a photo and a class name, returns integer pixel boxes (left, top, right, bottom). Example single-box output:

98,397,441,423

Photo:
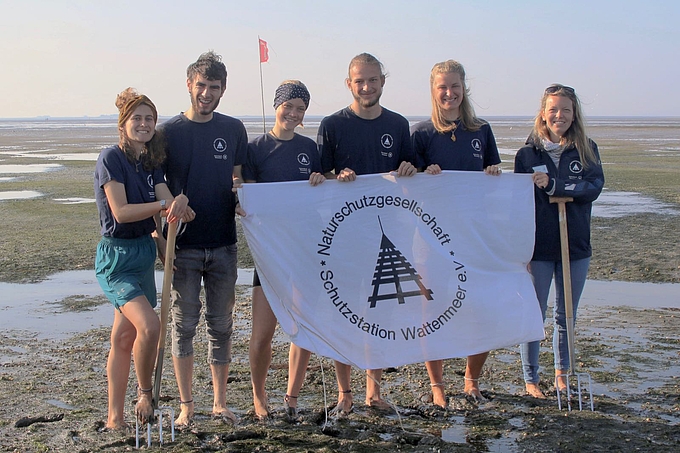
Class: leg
425,360,447,408
286,343,312,411
332,361,354,415
210,363,235,422
119,296,161,423
366,369,390,409
173,355,195,425
170,248,204,426
520,260,554,398
106,310,136,429
249,285,278,418
204,245,238,422
553,257,591,389
464,352,489,401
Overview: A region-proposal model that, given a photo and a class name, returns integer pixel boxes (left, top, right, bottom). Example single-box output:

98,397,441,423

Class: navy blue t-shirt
160,112,247,249
318,107,414,175
410,119,500,171
244,133,322,182
94,145,165,238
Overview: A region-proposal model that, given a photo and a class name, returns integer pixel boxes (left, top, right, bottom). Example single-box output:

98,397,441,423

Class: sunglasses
545,84,575,95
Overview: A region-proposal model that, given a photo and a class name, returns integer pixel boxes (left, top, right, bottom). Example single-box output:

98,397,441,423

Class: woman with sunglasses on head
514,84,604,398
411,60,502,408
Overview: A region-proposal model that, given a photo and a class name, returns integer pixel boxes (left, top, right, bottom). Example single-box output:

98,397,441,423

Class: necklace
450,121,458,142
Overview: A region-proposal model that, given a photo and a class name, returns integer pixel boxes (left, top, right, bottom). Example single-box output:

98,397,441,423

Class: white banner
238,171,544,369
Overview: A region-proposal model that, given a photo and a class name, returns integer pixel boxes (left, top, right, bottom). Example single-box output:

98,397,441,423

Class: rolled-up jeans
520,257,590,383
171,244,237,365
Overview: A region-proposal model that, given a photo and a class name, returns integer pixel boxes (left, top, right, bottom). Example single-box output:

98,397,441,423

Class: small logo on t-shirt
381,134,394,149
147,175,154,188
297,153,311,166
471,139,482,152
569,161,583,174
214,138,227,153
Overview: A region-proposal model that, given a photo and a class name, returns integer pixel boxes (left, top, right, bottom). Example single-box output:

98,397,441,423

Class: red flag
259,38,269,63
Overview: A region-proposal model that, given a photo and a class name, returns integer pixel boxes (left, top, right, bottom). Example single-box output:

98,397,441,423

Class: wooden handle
152,221,178,408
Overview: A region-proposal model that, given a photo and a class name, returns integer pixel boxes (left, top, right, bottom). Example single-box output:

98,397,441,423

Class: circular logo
381,134,394,149
471,139,482,152
147,175,154,188
569,161,583,173
297,153,311,166
214,138,227,153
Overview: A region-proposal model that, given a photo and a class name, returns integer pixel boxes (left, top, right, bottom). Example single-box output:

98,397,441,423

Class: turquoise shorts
95,235,157,310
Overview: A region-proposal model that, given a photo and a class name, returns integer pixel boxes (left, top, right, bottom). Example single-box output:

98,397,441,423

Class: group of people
94,50,603,430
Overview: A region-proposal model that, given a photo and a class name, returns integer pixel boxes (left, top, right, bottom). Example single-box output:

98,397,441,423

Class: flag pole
258,36,266,134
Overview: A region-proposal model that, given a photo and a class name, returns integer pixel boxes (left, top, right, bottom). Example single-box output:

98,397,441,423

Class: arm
103,180,169,224
233,165,246,216
155,183,193,223
544,142,604,203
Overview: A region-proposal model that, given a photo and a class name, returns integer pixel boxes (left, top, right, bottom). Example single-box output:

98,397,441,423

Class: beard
353,90,382,109
191,95,221,116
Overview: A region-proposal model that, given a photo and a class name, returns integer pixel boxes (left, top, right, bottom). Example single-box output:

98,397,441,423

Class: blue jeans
171,244,237,365
520,257,590,383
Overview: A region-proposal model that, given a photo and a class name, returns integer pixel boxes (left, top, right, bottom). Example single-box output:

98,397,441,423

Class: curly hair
187,50,227,86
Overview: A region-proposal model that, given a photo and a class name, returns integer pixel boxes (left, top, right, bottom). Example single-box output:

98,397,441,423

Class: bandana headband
273,83,310,110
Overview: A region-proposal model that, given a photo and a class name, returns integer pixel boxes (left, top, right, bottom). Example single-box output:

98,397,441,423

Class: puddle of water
581,280,679,309
54,197,96,204
593,191,679,217
0,269,254,340
0,190,42,200
0,163,62,174
2,151,99,161
45,399,78,410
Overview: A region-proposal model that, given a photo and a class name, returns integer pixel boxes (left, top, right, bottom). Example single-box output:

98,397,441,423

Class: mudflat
0,117,678,451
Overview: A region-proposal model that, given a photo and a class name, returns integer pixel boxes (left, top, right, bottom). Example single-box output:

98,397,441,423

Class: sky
1,0,678,119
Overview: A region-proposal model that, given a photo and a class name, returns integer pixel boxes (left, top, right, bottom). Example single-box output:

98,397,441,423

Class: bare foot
329,392,353,418
525,382,547,399
104,420,130,432
366,397,393,412
555,373,568,392
253,394,269,421
212,406,237,424
175,400,194,427
135,388,154,425
464,378,488,403
430,383,447,408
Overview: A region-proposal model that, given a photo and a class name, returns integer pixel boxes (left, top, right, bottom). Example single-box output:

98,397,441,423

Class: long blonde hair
532,84,596,167
430,60,484,134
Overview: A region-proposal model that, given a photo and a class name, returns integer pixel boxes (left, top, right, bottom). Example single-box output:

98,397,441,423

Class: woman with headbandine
241,80,325,421
94,88,194,429
515,84,603,398
410,60,502,408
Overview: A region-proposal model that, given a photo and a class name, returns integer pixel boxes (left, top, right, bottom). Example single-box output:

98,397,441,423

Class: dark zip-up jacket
514,135,604,262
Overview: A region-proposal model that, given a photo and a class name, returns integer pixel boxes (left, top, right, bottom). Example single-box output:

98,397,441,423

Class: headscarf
273,83,310,110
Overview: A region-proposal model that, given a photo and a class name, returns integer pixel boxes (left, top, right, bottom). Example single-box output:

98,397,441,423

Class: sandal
135,387,154,425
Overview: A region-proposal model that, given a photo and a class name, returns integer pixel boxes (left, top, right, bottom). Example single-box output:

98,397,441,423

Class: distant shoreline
2,115,680,122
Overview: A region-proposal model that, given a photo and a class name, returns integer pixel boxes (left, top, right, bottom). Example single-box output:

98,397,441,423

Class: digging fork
550,196,594,411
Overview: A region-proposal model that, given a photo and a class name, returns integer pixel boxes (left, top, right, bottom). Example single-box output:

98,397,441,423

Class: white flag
238,171,544,369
